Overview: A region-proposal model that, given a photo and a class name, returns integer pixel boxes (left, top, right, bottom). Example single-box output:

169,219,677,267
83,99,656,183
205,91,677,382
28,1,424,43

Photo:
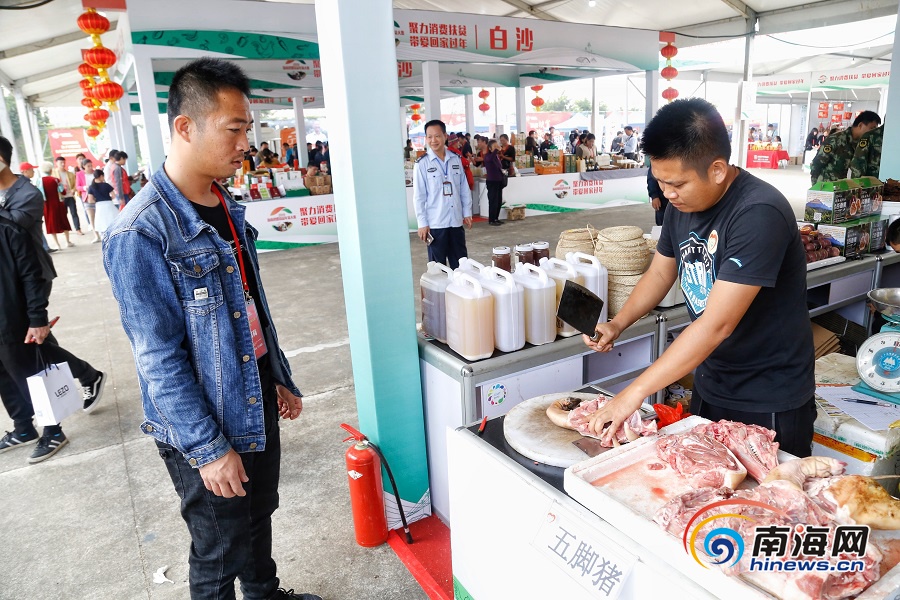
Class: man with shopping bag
0,211,106,463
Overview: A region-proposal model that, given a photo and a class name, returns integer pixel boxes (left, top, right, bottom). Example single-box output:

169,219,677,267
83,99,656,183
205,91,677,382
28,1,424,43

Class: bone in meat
656,432,747,489
693,420,780,483
563,395,657,447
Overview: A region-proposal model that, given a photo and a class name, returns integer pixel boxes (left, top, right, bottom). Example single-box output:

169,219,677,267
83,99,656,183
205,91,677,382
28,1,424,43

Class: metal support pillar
314,0,430,525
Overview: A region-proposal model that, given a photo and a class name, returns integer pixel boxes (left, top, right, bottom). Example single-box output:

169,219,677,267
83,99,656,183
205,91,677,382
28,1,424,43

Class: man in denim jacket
103,59,320,600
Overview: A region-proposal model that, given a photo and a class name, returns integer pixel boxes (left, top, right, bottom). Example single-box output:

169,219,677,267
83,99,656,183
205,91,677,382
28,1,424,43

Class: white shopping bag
27,362,81,426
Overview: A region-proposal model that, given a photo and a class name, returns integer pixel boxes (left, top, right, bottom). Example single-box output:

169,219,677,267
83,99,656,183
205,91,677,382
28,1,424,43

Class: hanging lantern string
659,40,679,103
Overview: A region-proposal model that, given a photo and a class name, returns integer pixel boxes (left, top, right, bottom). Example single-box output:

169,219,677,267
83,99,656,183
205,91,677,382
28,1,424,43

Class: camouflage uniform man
850,124,883,179
810,111,881,184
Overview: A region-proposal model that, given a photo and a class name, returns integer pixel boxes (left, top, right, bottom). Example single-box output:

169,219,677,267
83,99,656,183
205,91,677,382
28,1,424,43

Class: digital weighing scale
853,288,900,404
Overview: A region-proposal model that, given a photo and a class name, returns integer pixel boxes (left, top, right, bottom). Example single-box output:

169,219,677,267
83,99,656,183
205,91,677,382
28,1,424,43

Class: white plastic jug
455,257,486,280
566,251,609,324
420,262,454,343
479,266,526,353
513,262,557,346
445,273,494,361
539,257,585,337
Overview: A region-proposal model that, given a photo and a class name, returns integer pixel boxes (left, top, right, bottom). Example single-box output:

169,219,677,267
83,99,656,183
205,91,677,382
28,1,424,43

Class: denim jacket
103,166,301,467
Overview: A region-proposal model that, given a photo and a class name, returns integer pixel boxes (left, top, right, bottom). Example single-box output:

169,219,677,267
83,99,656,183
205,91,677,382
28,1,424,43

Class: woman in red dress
39,162,73,250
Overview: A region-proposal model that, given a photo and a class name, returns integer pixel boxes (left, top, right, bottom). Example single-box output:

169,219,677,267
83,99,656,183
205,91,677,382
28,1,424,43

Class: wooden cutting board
503,392,600,468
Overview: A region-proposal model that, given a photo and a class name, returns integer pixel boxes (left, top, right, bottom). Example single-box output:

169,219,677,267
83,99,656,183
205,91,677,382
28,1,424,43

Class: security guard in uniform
850,124,883,179
810,111,881,184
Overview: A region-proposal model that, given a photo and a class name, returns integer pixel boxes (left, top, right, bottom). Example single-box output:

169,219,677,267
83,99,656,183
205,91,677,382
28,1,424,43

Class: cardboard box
864,214,889,252
855,176,884,216
805,179,862,224
817,219,870,257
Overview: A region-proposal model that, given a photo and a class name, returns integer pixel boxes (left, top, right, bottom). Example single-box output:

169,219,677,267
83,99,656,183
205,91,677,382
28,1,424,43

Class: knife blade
572,437,608,458
557,280,605,342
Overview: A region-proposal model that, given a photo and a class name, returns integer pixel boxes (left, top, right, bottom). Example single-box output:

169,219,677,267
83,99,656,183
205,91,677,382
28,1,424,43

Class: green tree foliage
541,93,609,114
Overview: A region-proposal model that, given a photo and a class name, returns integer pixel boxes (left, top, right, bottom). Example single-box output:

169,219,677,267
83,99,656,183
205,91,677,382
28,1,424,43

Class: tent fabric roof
0,0,895,107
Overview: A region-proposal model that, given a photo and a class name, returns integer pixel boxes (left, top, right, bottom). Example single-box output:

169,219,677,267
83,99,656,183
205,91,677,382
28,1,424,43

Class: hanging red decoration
92,81,124,107
88,108,110,123
86,127,101,138
411,113,422,122
479,102,490,113
531,97,545,109
81,97,96,109
84,47,117,71
478,89,490,100
78,63,99,78
409,103,421,111
661,66,678,81
660,43,678,60
79,79,95,94
76,9,110,36
659,36,679,103
530,85,543,93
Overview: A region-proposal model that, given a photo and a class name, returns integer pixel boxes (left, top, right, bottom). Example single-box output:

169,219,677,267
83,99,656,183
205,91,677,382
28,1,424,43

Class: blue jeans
156,387,281,600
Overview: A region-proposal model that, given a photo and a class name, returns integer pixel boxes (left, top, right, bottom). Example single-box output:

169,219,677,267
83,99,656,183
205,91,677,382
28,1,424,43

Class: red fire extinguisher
340,424,413,547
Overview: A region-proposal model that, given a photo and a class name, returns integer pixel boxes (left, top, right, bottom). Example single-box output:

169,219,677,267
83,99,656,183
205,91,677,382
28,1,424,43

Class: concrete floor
0,165,808,599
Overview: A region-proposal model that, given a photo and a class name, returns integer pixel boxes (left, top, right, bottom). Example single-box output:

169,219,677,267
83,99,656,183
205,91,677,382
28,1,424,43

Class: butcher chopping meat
581,98,815,457
546,394,657,447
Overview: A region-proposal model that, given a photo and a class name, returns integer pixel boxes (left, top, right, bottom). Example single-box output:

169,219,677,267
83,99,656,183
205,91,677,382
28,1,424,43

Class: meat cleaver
557,280,605,342
572,437,607,458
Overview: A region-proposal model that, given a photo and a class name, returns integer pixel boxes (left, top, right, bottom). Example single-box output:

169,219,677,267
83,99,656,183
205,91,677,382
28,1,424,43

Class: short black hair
93,169,104,180
0,136,11,166
424,119,446,134
55,156,65,162
487,139,497,151
108,149,118,158
118,151,128,160
529,130,536,136
852,111,881,128
260,141,269,147
624,126,634,132
108,150,120,161
586,134,595,142
641,98,731,175
499,134,509,141
889,219,900,247
167,57,251,132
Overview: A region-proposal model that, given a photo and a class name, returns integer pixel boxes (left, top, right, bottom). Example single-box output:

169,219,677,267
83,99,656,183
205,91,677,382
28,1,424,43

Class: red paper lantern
530,85,543,92
479,102,490,113
84,47,117,70
661,66,678,81
78,63,99,78
77,9,110,36
478,89,490,100
660,43,678,59
86,127,101,138
409,103,421,111
410,113,422,122
92,81,124,104
662,87,679,101
79,79,95,94
88,108,110,123
81,97,96,109
531,97,545,108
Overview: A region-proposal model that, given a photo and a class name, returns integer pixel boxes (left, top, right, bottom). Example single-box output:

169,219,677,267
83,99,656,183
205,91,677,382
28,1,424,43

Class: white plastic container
539,258,585,337
456,257,486,280
445,273,494,361
513,263,557,346
479,267,526,353
420,262,454,343
565,251,609,324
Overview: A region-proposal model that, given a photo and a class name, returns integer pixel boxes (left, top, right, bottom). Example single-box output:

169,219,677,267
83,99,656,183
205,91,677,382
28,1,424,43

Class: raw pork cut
656,432,747,489
807,475,900,530
565,395,657,447
693,420,780,483
763,457,846,491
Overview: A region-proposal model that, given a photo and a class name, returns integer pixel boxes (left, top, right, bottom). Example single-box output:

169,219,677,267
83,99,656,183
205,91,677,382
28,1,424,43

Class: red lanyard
211,185,250,296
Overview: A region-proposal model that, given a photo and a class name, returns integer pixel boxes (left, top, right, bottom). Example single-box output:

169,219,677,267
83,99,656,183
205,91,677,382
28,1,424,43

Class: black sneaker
0,429,39,453
82,371,106,413
271,589,323,600
29,431,68,463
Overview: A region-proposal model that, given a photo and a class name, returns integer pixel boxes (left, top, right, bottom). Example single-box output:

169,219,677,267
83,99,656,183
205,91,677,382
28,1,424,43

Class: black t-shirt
88,182,114,202
191,198,273,396
501,144,515,169
656,169,814,413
